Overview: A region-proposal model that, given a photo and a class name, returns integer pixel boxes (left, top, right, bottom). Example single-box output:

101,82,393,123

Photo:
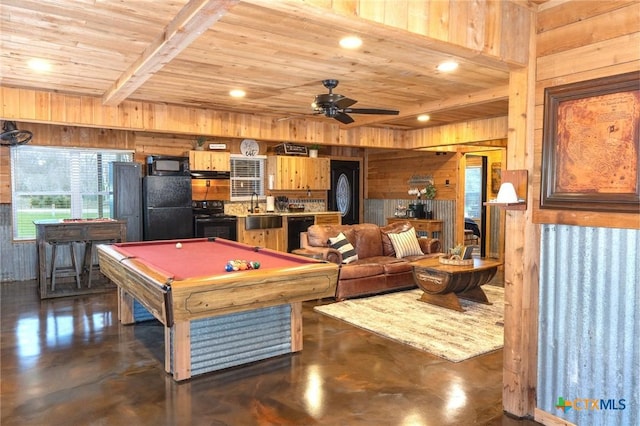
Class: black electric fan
0,121,33,146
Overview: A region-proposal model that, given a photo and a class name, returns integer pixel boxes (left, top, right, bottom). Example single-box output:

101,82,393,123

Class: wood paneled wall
531,3,640,424
366,150,458,200
532,0,640,229
0,87,405,149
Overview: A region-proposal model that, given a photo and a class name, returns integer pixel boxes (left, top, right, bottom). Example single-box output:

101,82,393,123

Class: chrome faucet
249,192,258,213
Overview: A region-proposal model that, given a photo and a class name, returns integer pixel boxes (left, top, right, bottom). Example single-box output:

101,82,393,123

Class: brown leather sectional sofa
299,221,442,300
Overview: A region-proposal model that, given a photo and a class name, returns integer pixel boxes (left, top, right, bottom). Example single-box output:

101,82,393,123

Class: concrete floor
1,280,541,425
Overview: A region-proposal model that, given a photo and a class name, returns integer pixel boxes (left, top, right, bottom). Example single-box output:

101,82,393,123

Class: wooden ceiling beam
102,0,239,106
345,85,510,128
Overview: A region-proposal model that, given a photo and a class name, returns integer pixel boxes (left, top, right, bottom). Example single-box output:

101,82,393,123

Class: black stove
192,200,237,240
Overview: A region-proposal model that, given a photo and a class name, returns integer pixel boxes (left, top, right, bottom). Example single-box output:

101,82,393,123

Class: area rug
314,286,504,362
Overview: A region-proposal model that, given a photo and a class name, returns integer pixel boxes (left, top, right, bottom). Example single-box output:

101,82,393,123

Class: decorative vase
195,145,204,151
309,149,318,158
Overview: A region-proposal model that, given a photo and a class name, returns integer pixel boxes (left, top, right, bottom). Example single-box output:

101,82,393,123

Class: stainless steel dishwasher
287,216,315,252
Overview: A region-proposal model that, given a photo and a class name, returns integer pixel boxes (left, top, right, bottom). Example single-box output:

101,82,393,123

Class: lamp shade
496,182,519,203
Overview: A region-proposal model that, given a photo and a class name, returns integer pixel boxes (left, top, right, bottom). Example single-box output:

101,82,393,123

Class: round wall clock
240,139,259,156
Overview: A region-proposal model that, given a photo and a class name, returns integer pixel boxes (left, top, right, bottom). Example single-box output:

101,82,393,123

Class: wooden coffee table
410,257,502,312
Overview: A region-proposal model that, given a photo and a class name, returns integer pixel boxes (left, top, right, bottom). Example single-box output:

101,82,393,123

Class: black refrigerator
143,176,193,240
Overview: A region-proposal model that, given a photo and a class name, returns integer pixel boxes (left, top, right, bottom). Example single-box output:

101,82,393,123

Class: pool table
97,238,339,381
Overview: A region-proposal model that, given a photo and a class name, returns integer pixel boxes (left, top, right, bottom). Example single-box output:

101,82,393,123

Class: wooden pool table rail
98,244,339,324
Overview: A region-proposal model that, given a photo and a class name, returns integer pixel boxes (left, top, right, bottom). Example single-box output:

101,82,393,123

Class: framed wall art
540,71,640,213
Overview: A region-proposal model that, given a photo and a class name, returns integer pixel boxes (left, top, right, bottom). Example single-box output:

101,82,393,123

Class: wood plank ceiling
0,0,514,130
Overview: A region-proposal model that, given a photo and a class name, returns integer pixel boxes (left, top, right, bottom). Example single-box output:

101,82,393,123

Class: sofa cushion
307,225,356,248
337,261,384,280
328,232,358,264
382,260,413,275
363,256,413,275
388,229,424,258
380,221,415,256
352,224,384,258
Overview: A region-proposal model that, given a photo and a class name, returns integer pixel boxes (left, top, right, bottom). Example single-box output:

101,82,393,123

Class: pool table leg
118,288,135,325
168,320,191,381
291,302,303,352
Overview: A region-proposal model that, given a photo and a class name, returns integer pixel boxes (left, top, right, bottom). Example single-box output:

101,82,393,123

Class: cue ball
175,242,182,249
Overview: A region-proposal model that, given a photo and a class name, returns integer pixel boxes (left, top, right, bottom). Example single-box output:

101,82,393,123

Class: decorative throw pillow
387,229,423,259
328,232,358,264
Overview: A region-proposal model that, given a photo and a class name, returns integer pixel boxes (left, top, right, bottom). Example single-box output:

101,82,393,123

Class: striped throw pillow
387,228,423,258
328,232,358,264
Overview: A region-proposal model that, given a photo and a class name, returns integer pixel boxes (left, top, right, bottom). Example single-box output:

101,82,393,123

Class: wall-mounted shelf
484,170,528,210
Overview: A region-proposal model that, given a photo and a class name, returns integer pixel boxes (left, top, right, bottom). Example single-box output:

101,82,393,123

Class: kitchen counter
236,212,341,251
235,211,338,218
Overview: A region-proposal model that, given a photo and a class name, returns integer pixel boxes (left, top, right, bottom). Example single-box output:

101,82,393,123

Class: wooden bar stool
50,241,82,291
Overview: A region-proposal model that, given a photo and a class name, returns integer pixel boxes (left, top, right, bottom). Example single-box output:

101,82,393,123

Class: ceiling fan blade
334,97,357,109
334,112,354,124
344,108,399,115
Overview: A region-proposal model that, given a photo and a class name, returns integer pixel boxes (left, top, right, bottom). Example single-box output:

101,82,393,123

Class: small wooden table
410,257,502,311
386,218,443,238
35,219,126,299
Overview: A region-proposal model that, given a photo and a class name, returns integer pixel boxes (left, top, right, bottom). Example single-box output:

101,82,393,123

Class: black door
329,160,359,224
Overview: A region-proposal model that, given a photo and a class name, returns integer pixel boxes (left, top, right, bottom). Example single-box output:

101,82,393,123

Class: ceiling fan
0,121,33,146
311,79,399,124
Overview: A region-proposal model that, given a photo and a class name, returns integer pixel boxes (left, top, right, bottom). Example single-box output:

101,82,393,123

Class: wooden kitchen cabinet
237,218,285,251
267,156,330,190
189,151,230,171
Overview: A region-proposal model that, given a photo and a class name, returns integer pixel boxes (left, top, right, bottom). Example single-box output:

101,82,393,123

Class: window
11,146,133,240
464,166,482,219
230,154,265,200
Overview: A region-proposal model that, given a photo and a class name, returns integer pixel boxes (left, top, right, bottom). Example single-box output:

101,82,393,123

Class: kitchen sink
245,215,283,230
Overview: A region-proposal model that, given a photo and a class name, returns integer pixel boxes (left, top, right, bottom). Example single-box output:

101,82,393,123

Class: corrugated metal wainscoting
538,224,639,426
133,300,156,322
171,304,292,377
0,204,37,282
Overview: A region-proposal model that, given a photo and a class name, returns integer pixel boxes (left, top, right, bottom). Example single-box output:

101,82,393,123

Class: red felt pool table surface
110,238,311,281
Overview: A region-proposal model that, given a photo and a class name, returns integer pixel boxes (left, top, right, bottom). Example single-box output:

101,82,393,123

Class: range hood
190,170,230,179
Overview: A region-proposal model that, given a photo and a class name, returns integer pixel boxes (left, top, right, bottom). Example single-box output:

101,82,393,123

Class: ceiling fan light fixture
417,114,430,122
437,60,458,72
339,36,362,49
229,89,246,98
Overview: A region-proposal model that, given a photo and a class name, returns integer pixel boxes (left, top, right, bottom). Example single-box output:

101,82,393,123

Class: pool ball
175,242,182,249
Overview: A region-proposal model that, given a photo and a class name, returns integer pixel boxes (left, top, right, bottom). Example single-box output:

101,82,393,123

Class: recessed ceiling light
437,60,458,72
28,58,51,72
339,36,362,49
229,89,246,98
417,114,430,122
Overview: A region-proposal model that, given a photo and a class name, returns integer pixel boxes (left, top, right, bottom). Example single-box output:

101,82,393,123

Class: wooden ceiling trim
102,0,240,106
345,85,509,128
403,116,509,149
